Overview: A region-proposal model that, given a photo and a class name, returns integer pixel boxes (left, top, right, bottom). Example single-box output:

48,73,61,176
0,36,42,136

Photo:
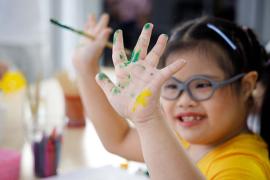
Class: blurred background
0,0,270,82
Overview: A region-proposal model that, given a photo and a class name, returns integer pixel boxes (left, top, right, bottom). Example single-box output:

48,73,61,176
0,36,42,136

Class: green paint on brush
98,72,108,80
144,23,151,30
111,86,121,95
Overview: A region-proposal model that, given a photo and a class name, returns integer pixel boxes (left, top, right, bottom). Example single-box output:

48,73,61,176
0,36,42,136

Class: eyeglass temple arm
215,73,246,88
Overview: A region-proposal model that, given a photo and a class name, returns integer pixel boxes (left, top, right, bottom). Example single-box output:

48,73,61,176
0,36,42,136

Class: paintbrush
50,19,131,56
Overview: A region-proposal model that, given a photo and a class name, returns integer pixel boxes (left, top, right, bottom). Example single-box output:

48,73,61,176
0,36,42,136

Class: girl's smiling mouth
175,112,206,127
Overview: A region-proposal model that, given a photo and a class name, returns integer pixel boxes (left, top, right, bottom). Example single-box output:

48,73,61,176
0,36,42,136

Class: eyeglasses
161,73,245,101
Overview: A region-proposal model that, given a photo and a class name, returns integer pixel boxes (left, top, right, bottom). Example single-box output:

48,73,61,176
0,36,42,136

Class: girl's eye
192,80,212,89
165,84,178,89
196,82,211,88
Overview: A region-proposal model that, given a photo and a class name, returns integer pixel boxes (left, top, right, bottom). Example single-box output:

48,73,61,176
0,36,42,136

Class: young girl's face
161,50,247,145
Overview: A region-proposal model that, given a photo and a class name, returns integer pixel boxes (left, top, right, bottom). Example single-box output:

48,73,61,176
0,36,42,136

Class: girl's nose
176,91,198,108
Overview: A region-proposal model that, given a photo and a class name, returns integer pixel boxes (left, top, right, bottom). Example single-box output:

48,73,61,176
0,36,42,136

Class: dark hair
260,62,270,154
160,16,269,153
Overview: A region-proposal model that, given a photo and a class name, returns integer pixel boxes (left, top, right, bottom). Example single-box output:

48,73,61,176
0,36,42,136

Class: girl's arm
73,14,143,161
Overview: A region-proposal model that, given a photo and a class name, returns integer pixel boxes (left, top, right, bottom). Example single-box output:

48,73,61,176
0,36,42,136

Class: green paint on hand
121,49,141,67
98,72,108,80
144,23,151,30
123,60,131,67
132,49,141,63
130,50,135,61
111,86,121,95
117,74,132,89
119,54,123,60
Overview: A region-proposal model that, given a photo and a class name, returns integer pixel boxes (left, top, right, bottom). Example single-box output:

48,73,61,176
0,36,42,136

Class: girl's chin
175,127,207,144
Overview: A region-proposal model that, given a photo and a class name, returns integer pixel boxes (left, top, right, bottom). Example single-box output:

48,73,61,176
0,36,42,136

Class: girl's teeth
182,116,201,122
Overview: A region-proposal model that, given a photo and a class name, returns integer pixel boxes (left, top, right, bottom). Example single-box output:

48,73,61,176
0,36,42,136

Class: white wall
0,0,51,82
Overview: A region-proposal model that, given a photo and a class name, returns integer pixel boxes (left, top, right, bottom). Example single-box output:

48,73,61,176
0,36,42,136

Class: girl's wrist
74,61,100,77
133,111,165,130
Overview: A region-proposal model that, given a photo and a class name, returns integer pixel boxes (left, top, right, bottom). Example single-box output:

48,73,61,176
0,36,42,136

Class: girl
73,14,270,179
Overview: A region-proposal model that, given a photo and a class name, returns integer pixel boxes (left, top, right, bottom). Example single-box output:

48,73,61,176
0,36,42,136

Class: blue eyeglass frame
162,73,246,101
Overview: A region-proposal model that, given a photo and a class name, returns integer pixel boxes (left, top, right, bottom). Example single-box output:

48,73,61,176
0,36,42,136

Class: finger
131,23,153,63
146,34,168,67
112,30,128,66
96,28,112,47
154,59,186,87
85,14,96,32
94,13,110,34
95,72,118,97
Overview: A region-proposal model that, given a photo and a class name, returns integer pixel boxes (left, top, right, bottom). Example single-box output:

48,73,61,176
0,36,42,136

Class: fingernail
162,34,168,38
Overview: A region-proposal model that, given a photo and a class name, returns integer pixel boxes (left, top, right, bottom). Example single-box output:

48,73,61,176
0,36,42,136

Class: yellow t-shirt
193,133,270,179
179,134,270,180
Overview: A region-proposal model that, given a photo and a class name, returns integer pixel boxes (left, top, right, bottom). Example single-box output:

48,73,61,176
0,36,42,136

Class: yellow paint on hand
132,88,152,112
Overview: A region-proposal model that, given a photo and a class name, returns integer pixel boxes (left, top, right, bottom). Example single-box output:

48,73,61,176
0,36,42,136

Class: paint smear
132,88,152,112
118,74,132,89
111,86,121,95
144,23,151,30
98,72,108,80
131,49,141,63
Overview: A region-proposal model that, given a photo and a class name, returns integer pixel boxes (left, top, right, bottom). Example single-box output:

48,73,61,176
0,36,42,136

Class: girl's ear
241,71,258,100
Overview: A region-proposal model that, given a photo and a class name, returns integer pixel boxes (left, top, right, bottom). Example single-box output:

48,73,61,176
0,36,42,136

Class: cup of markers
32,128,62,178
23,82,65,178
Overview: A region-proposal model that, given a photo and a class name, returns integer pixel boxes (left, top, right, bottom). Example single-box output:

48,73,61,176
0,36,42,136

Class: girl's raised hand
73,14,112,75
96,24,186,124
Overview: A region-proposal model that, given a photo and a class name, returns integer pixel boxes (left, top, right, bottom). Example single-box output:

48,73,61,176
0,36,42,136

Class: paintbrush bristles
50,18,129,55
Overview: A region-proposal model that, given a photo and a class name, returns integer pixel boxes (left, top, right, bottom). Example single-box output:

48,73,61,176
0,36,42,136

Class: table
0,74,147,180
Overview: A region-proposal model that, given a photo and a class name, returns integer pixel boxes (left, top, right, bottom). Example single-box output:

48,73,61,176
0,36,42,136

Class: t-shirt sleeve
207,154,268,180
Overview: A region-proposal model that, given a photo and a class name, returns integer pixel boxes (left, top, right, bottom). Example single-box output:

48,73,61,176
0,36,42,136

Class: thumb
95,72,116,98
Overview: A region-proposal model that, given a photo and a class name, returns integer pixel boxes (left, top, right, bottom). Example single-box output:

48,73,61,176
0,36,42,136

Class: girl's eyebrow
195,74,223,80
172,74,223,81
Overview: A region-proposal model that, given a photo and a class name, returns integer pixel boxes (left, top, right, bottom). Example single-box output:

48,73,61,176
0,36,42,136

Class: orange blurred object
65,95,85,127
